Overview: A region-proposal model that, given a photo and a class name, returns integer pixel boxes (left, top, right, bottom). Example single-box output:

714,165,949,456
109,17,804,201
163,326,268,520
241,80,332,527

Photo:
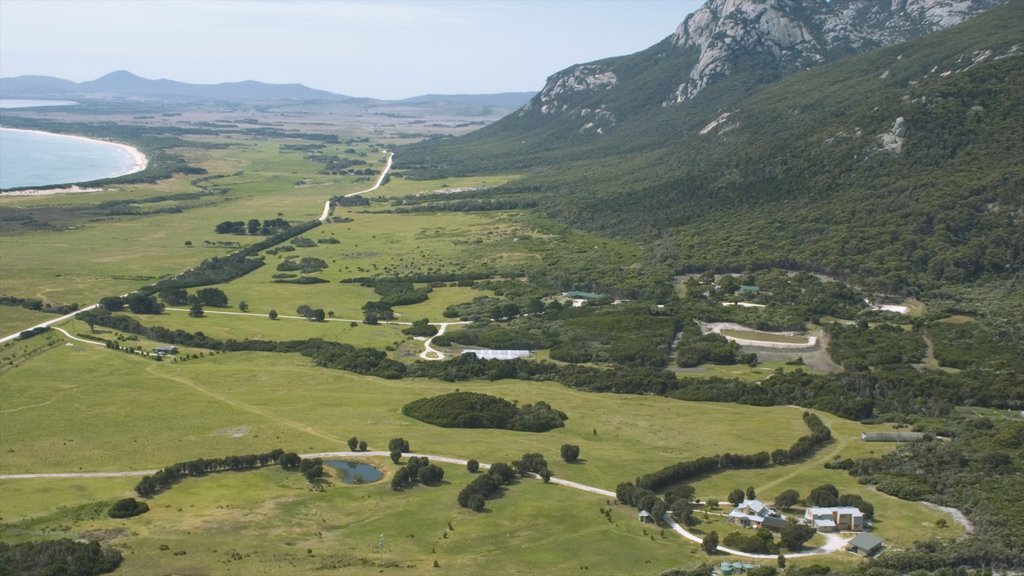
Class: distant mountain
0,71,536,110
0,70,352,102
399,1,1022,291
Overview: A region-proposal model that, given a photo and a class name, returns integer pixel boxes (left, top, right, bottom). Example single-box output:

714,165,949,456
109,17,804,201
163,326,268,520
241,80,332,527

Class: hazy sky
0,0,704,100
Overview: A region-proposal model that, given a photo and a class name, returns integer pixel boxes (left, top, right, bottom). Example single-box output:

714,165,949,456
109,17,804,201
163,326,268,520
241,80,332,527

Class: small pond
324,460,383,485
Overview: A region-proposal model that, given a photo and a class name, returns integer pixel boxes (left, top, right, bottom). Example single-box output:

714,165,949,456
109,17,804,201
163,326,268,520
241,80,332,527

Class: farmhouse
805,506,864,532
154,346,178,355
562,290,604,307
728,499,782,528
638,509,654,523
847,533,884,556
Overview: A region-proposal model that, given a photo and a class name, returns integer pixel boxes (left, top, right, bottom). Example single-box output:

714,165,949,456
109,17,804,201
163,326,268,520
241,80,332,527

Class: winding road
0,450,850,559
319,151,394,222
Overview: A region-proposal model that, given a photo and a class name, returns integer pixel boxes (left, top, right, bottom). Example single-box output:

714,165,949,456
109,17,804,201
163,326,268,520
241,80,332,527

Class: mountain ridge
0,70,535,107
397,1,1023,291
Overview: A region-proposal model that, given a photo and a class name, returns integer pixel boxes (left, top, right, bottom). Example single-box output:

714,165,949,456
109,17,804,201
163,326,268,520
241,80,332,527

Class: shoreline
0,127,148,195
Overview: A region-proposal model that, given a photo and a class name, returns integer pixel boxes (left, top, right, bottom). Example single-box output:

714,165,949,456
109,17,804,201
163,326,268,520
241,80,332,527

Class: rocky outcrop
669,0,1003,103
513,0,1001,135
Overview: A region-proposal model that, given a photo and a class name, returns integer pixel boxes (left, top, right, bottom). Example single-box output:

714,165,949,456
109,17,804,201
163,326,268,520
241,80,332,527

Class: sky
0,0,704,100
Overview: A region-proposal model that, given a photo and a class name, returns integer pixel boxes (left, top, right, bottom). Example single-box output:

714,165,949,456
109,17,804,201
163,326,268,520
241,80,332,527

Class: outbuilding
847,533,883,556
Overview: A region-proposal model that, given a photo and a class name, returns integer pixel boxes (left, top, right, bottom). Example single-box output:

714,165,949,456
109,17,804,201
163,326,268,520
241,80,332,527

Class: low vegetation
402,391,567,432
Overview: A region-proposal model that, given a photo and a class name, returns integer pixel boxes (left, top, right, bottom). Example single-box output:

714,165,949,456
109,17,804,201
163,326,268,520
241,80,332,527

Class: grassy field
0,306,62,336
0,338,958,572
720,329,811,344
674,359,812,382
369,173,520,199
0,126,968,574
0,137,386,305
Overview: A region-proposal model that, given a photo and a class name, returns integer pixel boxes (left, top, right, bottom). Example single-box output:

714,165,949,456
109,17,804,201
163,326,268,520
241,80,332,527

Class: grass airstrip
0,129,963,574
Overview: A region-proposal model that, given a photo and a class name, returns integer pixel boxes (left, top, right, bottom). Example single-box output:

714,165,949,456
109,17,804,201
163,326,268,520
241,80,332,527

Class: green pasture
720,329,811,344
1,344,814,486
392,286,495,322
1,463,705,576
369,173,520,199
0,336,960,570
0,306,60,336
126,308,408,350
674,359,811,382
0,137,389,305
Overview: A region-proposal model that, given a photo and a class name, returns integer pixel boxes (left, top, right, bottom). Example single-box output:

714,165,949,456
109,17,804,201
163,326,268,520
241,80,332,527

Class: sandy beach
0,128,148,195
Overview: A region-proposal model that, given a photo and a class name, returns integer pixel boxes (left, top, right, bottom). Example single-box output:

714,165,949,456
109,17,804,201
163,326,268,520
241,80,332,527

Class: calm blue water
324,460,383,484
0,128,141,189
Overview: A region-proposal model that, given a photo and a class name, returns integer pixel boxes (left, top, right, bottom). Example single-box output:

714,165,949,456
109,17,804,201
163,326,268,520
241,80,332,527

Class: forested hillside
398,2,1023,292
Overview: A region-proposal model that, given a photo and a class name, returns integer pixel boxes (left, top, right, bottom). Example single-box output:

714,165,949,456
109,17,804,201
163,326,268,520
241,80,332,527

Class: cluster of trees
296,305,326,322
669,366,1024,421
157,287,229,307
560,444,580,463
0,295,78,315
676,321,755,367
357,279,434,325
389,198,540,214
0,539,123,576
99,294,165,315
723,528,778,554
401,318,438,337
435,321,551,350
107,497,150,518
402,391,567,432
333,195,370,207
276,257,327,274
214,217,291,235
18,326,51,340
827,322,926,369
513,453,551,481
144,220,320,294
135,449,286,497
346,437,368,451
845,417,1024,569
390,456,444,490
457,461,517,512
297,457,325,481
74,310,408,379
617,482,703,530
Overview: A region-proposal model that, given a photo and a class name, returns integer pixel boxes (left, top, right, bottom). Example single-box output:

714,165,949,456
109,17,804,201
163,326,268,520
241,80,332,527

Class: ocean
0,128,142,190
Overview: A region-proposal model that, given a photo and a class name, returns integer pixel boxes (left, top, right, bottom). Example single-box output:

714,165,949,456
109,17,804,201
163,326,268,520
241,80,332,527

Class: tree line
135,449,287,497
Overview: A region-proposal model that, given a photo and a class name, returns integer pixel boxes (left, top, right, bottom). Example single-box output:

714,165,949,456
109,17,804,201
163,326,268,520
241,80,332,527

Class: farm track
1,446,851,559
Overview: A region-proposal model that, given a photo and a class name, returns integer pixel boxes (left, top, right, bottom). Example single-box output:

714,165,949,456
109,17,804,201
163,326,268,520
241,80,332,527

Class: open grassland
720,329,811,344
370,173,520,199
1,344,816,483
1,464,707,576
392,286,495,322
0,306,62,335
215,212,527,320
674,359,813,382
0,137,386,306
0,341,956,572
124,309,409,350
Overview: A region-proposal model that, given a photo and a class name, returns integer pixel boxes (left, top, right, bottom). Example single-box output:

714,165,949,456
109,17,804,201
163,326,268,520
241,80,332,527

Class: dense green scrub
402,391,567,432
